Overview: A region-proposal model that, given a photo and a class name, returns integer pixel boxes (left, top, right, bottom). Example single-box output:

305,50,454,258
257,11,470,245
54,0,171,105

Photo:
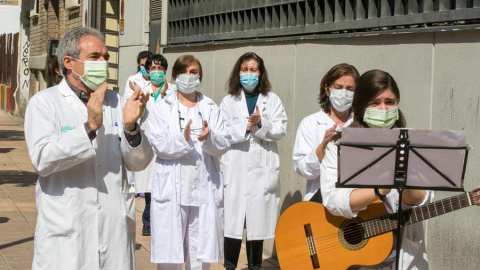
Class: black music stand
336,128,469,269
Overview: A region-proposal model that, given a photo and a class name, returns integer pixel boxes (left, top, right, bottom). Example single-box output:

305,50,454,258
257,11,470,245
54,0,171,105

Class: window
65,0,80,10
30,0,39,17
151,0,162,20
167,0,480,45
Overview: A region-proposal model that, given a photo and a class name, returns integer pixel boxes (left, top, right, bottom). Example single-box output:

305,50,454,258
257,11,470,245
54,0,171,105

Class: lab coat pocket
251,167,280,195
152,171,173,203
41,195,77,237
265,167,280,194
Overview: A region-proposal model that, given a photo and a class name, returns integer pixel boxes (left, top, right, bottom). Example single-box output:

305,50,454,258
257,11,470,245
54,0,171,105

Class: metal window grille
167,0,480,45
152,0,163,20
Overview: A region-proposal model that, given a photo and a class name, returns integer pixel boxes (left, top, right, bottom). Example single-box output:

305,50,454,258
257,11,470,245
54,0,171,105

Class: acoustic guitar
275,188,480,269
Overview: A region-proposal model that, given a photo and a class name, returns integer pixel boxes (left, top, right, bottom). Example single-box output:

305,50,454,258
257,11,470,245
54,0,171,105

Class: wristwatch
124,123,139,136
374,188,387,200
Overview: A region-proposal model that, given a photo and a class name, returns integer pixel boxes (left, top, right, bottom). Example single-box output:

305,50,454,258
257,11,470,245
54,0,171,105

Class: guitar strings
305,194,469,252
314,195,468,243
309,207,468,254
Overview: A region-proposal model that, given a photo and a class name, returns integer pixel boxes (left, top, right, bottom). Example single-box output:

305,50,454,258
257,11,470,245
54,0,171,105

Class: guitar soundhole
343,222,363,245
338,219,368,251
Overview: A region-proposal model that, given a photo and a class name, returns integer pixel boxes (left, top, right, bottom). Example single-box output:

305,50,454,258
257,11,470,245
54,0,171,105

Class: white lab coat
320,141,433,270
131,83,155,192
292,110,353,201
220,91,287,240
148,91,231,263
24,79,153,270
129,82,175,192
124,71,150,99
124,72,149,185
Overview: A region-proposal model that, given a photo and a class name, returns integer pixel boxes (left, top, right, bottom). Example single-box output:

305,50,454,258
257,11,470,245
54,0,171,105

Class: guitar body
275,201,393,270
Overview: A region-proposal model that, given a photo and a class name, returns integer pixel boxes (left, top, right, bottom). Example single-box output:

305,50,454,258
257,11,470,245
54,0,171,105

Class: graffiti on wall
21,41,30,89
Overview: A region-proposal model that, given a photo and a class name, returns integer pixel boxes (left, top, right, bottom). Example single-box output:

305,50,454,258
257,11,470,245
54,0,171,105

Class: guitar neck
363,191,474,239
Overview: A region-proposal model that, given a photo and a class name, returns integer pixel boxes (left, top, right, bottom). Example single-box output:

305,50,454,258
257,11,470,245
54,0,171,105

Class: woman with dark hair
292,63,360,201
320,70,433,269
350,69,406,129
148,54,231,270
220,52,288,270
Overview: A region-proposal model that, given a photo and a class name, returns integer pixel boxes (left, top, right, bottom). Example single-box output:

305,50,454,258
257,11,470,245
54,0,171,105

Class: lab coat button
97,205,102,210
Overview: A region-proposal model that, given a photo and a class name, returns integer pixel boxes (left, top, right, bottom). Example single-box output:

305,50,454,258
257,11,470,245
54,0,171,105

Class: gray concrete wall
162,28,480,269
117,0,149,94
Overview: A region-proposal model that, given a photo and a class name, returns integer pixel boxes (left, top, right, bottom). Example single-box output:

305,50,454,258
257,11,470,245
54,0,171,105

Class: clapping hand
87,83,108,131
160,79,169,98
315,124,337,163
321,125,337,146
246,105,261,131
198,120,209,141
123,81,149,131
183,119,193,141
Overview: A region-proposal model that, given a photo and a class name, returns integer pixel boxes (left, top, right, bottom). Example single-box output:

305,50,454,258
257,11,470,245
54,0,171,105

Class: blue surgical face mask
240,73,259,91
140,66,148,77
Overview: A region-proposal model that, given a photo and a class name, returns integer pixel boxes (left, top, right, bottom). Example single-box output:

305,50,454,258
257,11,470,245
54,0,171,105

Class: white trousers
157,206,210,270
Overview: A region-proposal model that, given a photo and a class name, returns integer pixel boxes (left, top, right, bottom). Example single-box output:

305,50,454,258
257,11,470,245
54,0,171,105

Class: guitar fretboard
362,191,473,239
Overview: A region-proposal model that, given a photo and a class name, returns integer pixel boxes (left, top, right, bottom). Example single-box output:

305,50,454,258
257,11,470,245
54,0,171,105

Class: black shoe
142,225,151,236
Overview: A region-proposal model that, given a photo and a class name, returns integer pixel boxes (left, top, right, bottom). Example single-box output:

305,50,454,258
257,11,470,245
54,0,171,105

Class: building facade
5,1,480,267
0,0,21,114
15,0,121,116
8,0,154,116
158,1,480,268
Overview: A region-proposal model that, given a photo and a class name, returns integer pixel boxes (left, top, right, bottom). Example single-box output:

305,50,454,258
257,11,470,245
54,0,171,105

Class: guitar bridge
304,223,320,269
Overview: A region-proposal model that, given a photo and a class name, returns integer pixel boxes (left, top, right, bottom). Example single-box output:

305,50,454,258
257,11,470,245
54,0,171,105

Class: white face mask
176,74,200,94
329,88,354,112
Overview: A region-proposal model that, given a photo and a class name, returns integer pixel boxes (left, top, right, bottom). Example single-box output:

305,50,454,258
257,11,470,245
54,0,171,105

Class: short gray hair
57,27,105,75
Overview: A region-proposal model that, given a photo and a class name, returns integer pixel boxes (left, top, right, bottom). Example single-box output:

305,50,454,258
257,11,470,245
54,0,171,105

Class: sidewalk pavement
0,110,280,270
